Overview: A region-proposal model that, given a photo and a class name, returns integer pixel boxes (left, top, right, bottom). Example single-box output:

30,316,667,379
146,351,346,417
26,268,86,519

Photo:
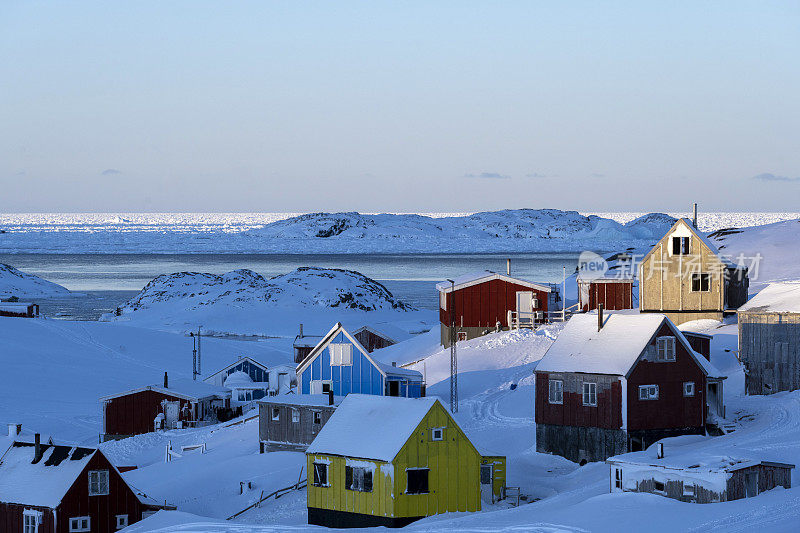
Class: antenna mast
447,279,458,413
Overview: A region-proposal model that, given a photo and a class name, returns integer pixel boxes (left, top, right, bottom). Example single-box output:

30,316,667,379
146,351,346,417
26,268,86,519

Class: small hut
259,393,342,453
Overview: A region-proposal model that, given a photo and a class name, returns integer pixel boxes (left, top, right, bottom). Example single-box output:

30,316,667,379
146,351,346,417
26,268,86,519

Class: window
656,336,676,361
672,236,690,255
313,411,322,424
431,427,444,441
345,466,373,492
116,515,129,530
88,470,109,496
654,480,665,493
692,273,711,292
582,382,597,406
271,407,280,421
310,380,333,394
291,408,299,423
457,331,468,342
406,468,429,494
69,517,90,532
480,464,493,485
639,385,659,400
614,468,622,489
312,462,329,487
683,381,695,397
23,510,41,533
548,379,563,404
329,343,353,366
440,291,447,311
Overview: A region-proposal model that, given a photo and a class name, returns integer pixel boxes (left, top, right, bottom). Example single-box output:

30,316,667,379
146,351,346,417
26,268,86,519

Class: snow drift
0,263,70,299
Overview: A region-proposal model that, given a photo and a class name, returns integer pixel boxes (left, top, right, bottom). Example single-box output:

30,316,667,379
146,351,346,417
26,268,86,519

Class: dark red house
577,276,635,312
0,438,164,532
436,270,552,347
535,311,726,464
100,376,231,441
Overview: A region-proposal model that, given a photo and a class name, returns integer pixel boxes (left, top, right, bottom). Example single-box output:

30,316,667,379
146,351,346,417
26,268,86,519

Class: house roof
435,271,551,293
738,281,800,314
295,323,423,382
203,357,269,382
306,395,440,461
641,218,739,270
293,335,324,348
352,323,413,345
535,312,725,378
0,442,98,508
100,378,231,403
258,393,343,407
607,443,795,473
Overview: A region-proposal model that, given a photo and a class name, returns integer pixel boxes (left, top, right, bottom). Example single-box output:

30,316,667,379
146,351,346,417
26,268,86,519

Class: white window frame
683,381,695,397
310,379,333,395
329,343,353,366
312,410,322,424
582,382,597,406
656,336,676,362
69,516,91,532
672,236,690,255
614,467,622,489
405,467,430,495
548,379,563,404
88,469,109,496
312,462,329,487
457,331,468,342
440,291,447,311
639,384,659,400
271,407,280,421
116,514,129,530
23,509,41,533
291,407,300,423
431,427,444,441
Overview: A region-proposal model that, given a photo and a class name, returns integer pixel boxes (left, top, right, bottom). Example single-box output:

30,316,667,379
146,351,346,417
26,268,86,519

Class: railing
507,311,543,330
227,467,306,520
505,486,522,507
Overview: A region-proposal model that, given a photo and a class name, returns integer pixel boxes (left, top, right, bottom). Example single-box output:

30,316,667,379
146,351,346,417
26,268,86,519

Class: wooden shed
352,324,413,352
639,218,749,325
258,393,342,453
436,271,552,347
0,438,165,532
305,394,506,528
738,281,800,395
0,302,39,318
100,376,231,441
577,276,635,312
608,448,793,503
535,311,726,463
679,328,713,361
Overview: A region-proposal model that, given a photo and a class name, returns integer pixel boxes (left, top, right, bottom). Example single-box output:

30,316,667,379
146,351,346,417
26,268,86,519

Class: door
164,401,180,429
516,291,534,325
745,471,758,497
387,381,400,397
480,464,494,503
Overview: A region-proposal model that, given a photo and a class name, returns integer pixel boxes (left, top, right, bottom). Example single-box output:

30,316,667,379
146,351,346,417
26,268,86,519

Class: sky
1,1,799,213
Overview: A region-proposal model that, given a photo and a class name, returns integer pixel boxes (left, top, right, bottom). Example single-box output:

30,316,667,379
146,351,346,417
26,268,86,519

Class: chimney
506,258,511,276
34,433,42,463
299,323,304,338
692,203,698,229
597,304,604,332
8,423,21,437
392,361,397,367
164,372,169,388
327,389,334,406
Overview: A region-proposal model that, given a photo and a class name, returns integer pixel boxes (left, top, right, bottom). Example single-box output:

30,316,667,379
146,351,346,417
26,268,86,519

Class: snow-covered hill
103,267,433,336
0,263,70,299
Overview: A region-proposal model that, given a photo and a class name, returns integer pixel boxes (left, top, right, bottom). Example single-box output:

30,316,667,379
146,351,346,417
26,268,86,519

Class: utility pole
447,279,458,413
190,332,198,380
197,326,202,376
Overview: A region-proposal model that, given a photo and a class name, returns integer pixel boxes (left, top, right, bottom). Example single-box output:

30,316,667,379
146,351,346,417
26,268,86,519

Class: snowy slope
0,317,291,444
0,263,70,299
103,267,434,337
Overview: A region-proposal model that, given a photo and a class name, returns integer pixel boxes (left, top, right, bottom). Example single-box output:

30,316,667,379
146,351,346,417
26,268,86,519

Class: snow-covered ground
0,263,71,298
3,210,796,254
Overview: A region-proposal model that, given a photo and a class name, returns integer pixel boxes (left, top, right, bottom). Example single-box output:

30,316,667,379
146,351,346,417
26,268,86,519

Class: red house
577,275,635,312
436,271,552,347
535,311,726,464
100,375,231,441
0,438,164,532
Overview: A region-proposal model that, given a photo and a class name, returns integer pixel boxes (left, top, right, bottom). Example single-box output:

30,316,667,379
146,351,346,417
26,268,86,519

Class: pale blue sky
1,1,798,212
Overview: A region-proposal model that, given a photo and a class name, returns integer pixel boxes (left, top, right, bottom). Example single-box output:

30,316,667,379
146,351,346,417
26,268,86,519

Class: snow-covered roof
258,394,343,407
204,357,269,381
608,443,794,473
738,281,800,314
0,302,36,308
306,395,440,461
352,323,413,344
293,335,324,348
224,371,253,386
100,378,231,402
435,271,551,293
536,312,724,378
0,442,97,508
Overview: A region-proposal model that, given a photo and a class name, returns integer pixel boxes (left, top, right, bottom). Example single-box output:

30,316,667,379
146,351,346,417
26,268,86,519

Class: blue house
296,323,424,398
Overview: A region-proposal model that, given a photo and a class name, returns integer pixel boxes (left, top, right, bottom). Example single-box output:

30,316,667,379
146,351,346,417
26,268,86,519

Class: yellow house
639,218,749,325
305,394,506,528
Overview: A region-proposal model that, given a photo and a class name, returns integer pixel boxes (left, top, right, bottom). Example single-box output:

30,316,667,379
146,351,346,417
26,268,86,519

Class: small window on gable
431,427,444,441
582,382,597,406
692,273,711,292
656,337,676,361
683,382,695,397
313,462,329,487
313,411,322,424
639,384,659,400
672,236,690,255
549,379,563,404
330,343,353,366
291,408,299,423
69,517,91,532
271,407,280,421
116,515,129,530
88,470,109,496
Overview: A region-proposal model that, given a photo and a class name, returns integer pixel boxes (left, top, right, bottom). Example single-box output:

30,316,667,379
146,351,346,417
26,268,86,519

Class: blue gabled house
296,323,424,398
